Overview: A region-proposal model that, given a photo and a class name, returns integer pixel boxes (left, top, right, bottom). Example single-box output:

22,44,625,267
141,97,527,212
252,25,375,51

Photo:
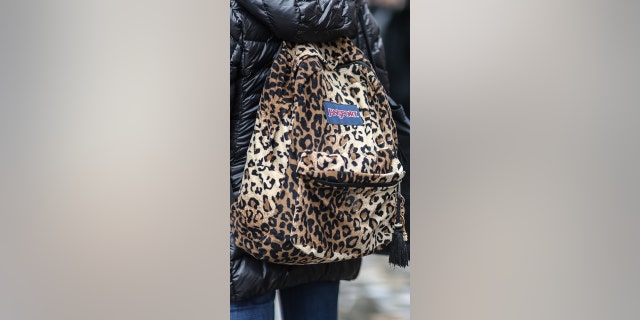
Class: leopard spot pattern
231,37,405,265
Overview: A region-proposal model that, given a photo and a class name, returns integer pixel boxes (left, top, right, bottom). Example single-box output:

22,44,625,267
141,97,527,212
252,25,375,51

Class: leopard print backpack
231,37,409,267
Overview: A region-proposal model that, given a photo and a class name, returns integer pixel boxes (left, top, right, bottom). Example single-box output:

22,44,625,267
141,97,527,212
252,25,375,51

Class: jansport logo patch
323,101,364,126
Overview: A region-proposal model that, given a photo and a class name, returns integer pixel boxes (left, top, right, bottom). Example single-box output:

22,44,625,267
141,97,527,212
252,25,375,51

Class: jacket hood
236,0,360,43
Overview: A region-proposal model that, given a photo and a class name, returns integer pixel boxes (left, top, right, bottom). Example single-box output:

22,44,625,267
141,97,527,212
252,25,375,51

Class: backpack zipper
335,60,370,70
314,177,399,188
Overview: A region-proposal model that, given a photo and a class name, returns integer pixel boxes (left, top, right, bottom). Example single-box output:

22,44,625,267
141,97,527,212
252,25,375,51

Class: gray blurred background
2,1,640,320
337,255,410,320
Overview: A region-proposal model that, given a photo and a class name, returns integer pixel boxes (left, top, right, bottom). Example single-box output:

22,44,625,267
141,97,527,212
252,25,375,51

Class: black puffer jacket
230,0,391,302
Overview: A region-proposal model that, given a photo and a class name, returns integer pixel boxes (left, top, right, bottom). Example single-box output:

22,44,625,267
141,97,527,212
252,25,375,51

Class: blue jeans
230,281,340,320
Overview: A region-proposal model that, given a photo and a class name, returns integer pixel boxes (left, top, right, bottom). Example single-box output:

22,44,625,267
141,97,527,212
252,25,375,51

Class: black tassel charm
389,188,409,267
388,224,409,267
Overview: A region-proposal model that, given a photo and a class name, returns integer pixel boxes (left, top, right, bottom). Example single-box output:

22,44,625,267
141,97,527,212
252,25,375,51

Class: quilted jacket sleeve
236,0,359,43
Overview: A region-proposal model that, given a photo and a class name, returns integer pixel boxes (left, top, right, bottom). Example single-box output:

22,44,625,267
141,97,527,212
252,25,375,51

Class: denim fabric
279,281,340,320
230,281,340,320
230,290,276,320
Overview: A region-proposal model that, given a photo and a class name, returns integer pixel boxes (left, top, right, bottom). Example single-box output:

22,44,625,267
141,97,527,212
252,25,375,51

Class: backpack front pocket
290,150,404,263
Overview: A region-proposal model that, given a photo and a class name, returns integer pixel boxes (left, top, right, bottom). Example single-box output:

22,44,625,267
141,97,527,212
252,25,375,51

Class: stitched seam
261,0,277,36
231,8,246,162
294,0,302,41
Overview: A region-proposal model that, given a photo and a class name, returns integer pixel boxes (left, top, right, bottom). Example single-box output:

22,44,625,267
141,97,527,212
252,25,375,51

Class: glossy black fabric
389,97,411,246
230,0,390,302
